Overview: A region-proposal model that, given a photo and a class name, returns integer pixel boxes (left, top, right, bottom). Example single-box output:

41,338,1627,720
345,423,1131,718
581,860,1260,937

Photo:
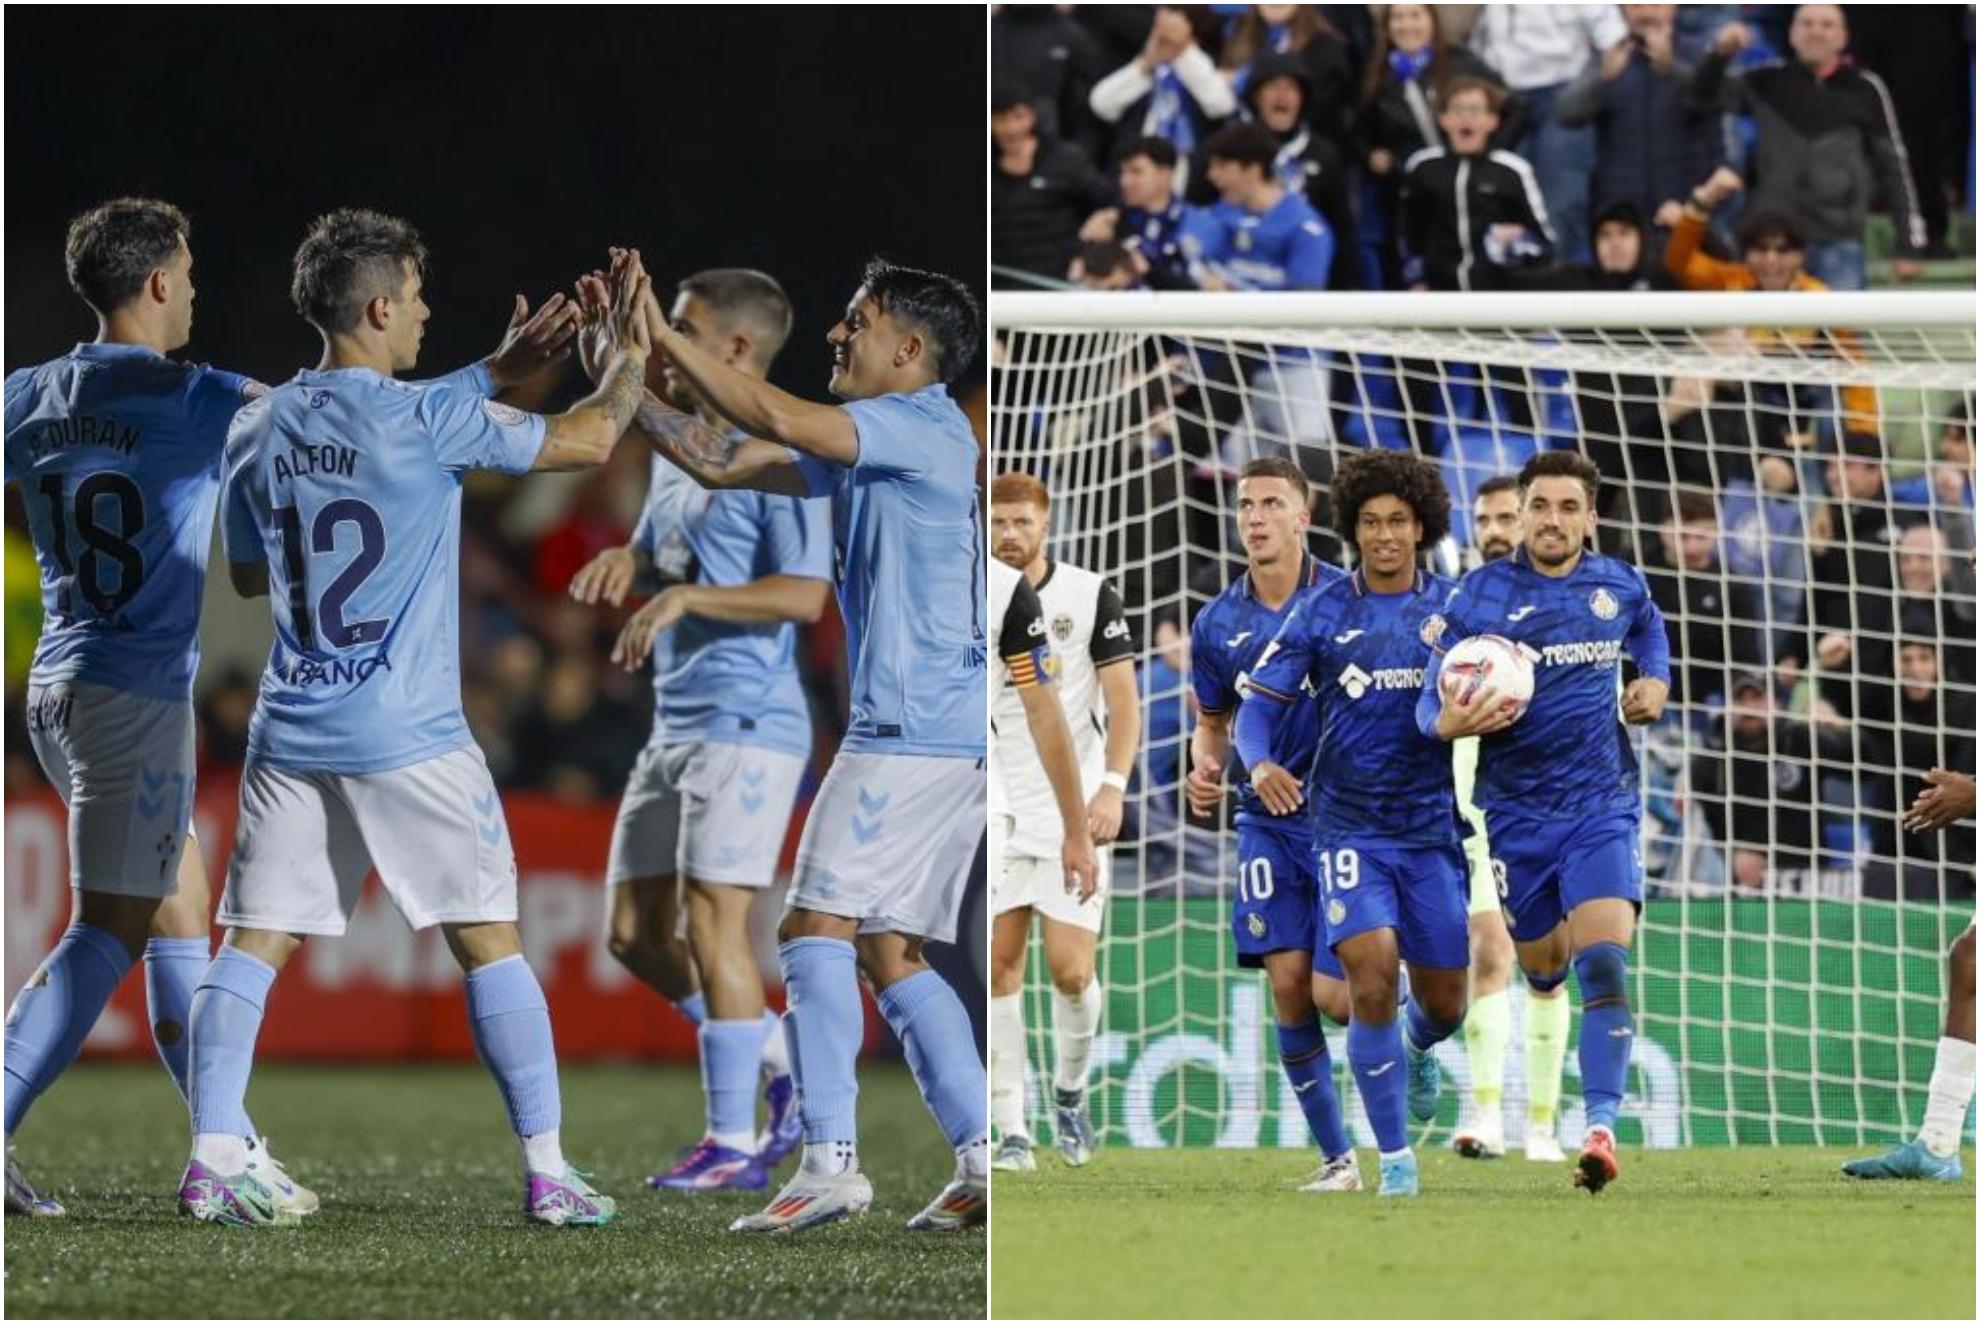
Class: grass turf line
991,1146,1974,1320
4,1062,982,1320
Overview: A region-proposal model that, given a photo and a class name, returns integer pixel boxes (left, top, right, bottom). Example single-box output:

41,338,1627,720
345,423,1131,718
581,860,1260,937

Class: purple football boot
648,1139,767,1192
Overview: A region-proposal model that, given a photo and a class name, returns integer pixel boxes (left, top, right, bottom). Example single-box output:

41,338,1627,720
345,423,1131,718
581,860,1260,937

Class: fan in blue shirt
1183,458,1357,1191
1235,449,1468,1198
1416,451,1671,1196
629,253,990,1233
1180,123,1334,292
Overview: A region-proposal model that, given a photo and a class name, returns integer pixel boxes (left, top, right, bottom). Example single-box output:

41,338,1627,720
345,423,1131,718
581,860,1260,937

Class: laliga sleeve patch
483,399,528,427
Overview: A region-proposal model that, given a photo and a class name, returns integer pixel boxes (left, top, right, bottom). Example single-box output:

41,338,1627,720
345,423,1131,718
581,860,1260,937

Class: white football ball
1438,634,1535,722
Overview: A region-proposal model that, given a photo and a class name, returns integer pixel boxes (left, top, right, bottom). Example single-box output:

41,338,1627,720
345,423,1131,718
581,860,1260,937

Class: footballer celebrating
987,471,1141,1172
1184,458,1359,1193
1237,449,1469,1198
185,213,645,1227
621,252,991,1233
568,268,824,1191
1418,451,1671,1194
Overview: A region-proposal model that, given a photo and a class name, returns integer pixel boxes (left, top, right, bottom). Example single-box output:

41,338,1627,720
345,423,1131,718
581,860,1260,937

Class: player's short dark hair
64,197,188,315
1332,448,1451,550
1475,474,1521,503
678,268,794,367
1519,450,1601,503
1238,456,1308,504
1119,136,1179,170
291,208,429,334
1203,122,1280,174
860,257,981,385
1670,487,1717,524
1735,209,1808,255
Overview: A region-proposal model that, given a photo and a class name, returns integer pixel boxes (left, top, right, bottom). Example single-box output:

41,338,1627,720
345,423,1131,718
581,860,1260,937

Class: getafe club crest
1052,613,1075,642
1420,614,1447,647
1589,588,1618,620
1246,913,1267,939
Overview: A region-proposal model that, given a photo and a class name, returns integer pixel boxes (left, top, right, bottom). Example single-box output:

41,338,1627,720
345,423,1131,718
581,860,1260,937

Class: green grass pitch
4,1062,983,1319
991,1145,1974,1319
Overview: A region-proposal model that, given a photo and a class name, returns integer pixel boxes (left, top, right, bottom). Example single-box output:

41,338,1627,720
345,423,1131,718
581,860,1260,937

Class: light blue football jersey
223,364,543,774
631,447,831,757
793,384,984,758
4,342,258,701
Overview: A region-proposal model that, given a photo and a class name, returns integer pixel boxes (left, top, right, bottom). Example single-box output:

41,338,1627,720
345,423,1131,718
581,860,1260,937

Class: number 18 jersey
222,365,544,774
5,342,258,701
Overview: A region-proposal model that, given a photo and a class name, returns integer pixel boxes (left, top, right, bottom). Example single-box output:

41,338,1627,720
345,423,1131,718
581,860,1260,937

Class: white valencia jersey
992,559,1134,859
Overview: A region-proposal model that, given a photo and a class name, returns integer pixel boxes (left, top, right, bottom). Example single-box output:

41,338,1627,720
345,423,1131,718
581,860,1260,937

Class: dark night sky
5,6,986,395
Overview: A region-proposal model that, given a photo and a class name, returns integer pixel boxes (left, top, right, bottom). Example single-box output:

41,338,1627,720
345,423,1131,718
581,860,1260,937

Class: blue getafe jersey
1244,568,1459,844
223,363,543,774
1180,191,1333,291
794,383,983,758
1189,554,1343,828
632,448,831,757
5,343,258,701
1417,546,1672,822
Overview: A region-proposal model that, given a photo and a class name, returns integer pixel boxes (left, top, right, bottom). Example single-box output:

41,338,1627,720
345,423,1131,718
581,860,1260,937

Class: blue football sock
1573,941,1634,1133
143,937,208,1104
677,990,707,1027
465,955,562,1138
4,924,132,1136
876,969,987,1150
778,937,862,1145
1277,1019,1350,1160
1348,1016,1409,1154
700,1018,769,1145
188,946,276,1139
1403,996,1465,1055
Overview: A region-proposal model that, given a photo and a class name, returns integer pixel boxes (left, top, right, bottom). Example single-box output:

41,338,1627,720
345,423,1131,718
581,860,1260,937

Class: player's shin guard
700,1019,769,1149
1463,989,1510,1115
1524,986,1571,1127
878,970,988,1172
1051,979,1102,1095
1277,1019,1350,1160
144,937,210,1104
4,924,133,1136
1571,943,1632,1133
188,946,276,1142
1919,1035,1977,1158
1347,1018,1409,1154
1403,996,1464,1054
778,938,861,1146
464,955,562,1155
989,993,1028,1141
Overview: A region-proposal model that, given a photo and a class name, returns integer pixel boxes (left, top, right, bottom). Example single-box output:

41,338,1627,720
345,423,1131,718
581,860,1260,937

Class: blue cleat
756,1072,803,1170
1054,1088,1098,1167
1841,1139,1962,1182
649,1139,768,1192
1377,1149,1419,1198
1405,1041,1441,1123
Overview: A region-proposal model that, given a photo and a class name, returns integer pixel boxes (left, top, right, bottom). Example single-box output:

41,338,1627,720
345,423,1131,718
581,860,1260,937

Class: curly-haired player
1235,448,1468,1197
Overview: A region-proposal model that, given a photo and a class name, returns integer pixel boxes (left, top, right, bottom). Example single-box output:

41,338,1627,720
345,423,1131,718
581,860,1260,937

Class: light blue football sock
1403,995,1464,1054
876,969,988,1150
4,924,132,1136
700,1018,769,1145
1573,942,1633,1132
143,937,209,1103
778,937,862,1144
1278,1018,1351,1160
187,945,276,1139
676,990,707,1027
1348,1016,1409,1154
465,955,562,1138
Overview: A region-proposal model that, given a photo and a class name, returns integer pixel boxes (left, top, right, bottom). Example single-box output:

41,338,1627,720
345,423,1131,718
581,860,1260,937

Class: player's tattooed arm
533,253,653,471
629,397,808,496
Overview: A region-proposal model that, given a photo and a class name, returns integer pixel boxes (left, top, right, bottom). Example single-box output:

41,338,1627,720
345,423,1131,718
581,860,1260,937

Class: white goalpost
991,290,1976,1151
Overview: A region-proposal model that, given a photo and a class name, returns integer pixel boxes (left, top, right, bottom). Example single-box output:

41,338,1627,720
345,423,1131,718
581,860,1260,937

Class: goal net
991,290,1976,1150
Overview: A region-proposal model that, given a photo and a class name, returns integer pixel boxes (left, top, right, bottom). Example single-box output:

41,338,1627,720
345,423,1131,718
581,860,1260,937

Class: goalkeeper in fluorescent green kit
1447,476,1572,1164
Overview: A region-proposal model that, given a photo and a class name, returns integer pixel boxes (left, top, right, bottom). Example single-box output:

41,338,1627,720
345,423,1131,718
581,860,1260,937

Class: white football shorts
220,746,517,936
605,741,808,888
993,816,1110,934
27,680,195,898
788,751,985,944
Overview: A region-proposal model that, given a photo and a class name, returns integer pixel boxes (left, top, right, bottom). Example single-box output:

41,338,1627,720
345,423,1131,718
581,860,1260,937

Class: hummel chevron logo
740,766,766,787
1226,631,1253,648
851,818,882,844
856,787,890,816
740,791,765,815
1507,605,1537,621
1367,1061,1396,1077
478,818,504,846
472,790,499,818
142,768,168,794
1333,629,1365,644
